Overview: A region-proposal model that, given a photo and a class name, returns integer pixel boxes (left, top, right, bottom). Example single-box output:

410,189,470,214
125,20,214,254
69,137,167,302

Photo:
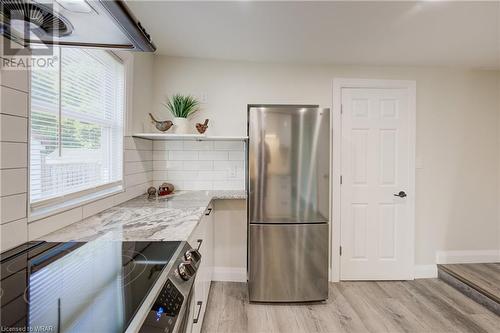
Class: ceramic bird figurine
196,119,209,134
149,113,173,132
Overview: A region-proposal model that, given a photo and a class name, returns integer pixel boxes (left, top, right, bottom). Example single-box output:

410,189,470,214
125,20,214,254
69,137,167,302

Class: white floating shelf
133,133,248,141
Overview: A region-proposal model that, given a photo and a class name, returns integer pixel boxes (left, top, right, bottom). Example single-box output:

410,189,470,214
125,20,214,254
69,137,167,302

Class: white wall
497,71,500,254
213,199,247,282
130,52,155,134
150,55,500,265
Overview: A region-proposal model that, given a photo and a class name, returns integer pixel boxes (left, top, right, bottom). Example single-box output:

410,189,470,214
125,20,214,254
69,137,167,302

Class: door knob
394,191,407,198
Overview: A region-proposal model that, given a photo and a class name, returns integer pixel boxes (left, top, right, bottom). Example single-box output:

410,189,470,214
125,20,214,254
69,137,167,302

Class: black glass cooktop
0,240,182,332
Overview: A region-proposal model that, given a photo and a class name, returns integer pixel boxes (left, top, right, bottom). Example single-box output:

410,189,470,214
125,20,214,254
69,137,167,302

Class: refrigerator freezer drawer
248,223,329,302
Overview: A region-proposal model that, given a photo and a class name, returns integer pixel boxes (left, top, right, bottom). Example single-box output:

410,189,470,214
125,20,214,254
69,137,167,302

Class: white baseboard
436,250,500,264
414,265,437,279
212,266,247,282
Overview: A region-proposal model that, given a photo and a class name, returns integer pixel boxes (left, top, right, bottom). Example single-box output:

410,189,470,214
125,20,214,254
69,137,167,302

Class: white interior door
340,87,414,280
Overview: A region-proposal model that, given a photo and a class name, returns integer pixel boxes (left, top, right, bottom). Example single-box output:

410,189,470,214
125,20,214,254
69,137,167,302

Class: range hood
0,0,156,52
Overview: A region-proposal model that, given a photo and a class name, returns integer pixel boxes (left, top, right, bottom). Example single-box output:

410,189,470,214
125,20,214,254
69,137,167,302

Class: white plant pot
173,117,190,134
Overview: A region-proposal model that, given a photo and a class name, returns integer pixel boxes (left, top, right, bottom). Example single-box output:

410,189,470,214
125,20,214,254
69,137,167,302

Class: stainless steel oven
136,242,201,333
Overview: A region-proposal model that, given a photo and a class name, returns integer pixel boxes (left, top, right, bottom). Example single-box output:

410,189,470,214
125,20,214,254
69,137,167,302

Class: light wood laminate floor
202,280,500,333
439,263,500,303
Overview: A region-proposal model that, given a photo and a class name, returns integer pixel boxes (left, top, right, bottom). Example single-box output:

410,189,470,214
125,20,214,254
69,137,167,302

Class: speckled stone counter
39,190,246,243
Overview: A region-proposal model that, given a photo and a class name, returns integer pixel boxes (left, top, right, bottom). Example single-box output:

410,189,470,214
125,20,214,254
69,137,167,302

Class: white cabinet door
204,202,214,286
189,203,214,333
187,218,204,255
190,275,204,333
185,288,196,333
341,87,414,280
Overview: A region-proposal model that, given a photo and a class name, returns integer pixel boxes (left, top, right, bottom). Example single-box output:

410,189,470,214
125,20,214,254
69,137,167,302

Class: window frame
28,49,131,220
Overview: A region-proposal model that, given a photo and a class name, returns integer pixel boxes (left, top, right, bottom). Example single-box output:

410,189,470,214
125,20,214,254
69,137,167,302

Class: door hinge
340,104,343,114
340,175,343,185
339,246,342,256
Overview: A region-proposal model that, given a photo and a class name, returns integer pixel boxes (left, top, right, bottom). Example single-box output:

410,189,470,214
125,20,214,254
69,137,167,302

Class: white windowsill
29,185,125,223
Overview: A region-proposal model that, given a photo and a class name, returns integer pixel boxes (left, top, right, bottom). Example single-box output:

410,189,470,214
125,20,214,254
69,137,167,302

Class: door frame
331,78,416,282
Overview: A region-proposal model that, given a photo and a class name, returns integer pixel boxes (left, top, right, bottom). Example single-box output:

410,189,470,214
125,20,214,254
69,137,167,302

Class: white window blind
30,48,124,205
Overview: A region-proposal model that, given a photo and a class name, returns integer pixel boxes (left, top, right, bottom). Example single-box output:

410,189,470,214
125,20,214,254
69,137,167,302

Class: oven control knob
177,261,196,281
184,249,201,263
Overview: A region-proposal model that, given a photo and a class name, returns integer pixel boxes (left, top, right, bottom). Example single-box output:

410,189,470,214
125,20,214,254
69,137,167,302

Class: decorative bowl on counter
159,183,175,196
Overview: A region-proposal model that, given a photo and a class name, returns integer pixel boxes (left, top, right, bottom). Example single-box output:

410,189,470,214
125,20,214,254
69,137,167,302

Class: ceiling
127,1,500,69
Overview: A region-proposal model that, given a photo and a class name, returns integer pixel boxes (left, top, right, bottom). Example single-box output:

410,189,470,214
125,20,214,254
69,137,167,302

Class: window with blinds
30,48,124,205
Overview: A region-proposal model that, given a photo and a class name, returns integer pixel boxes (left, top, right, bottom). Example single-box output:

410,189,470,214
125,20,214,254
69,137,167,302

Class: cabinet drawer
186,202,214,332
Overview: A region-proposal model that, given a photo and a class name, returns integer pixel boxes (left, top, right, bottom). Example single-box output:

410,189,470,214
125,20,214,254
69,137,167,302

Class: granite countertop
39,190,246,243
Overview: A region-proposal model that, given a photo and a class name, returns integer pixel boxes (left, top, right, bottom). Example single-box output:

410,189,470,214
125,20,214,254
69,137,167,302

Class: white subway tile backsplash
0,86,28,117
153,161,165,170
0,114,27,142
153,180,182,191
153,150,169,161
28,207,83,241
198,171,227,180
124,136,153,151
153,141,183,151
113,182,147,205
0,142,27,168
153,170,168,181
82,195,116,219
183,181,213,190
153,160,183,171
125,171,153,187
236,168,245,179
228,151,245,161
183,141,214,151
199,151,228,161
125,149,153,162
0,168,27,196
169,150,198,161
212,180,244,190
1,59,29,92
182,161,213,171
153,141,166,151
1,218,28,252
124,161,153,175
214,141,244,151
166,170,198,181
213,160,244,170
151,139,245,191
0,193,26,223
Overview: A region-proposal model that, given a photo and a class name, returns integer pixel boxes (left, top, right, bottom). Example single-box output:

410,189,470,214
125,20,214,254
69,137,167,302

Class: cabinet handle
193,301,203,323
205,208,212,216
196,239,203,250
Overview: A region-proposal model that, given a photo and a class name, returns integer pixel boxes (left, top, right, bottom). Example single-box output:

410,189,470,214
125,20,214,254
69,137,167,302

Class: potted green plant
163,94,200,134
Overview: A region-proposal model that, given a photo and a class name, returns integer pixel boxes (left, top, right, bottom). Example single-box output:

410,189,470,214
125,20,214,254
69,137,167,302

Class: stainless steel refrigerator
247,105,330,302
